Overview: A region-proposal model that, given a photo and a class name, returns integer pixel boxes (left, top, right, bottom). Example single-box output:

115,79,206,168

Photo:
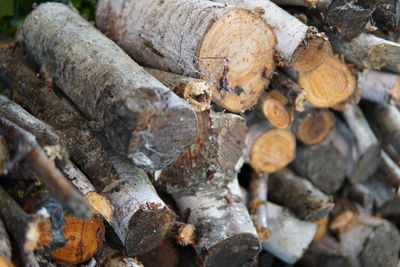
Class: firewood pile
0,0,400,266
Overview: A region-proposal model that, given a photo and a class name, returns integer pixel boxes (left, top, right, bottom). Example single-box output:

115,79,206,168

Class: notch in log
96,0,276,113
20,3,198,170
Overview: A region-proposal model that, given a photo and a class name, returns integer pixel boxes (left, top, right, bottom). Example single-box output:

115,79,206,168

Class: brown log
245,114,296,173
0,116,90,217
268,168,334,220
262,202,317,264
292,108,335,145
144,68,212,112
213,0,330,72
298,54,355,107
21,3,198,170
173,179,260,267
0,185,51,267
0,48,175,255
96,0,276,113
356,0,400,32
342,105,381,183
50,214,105,264
137,239,180,267
0,219,13,267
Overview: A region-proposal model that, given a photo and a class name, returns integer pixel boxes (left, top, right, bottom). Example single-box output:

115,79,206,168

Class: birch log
213,0,330,72
249,173,270,240
20,3,198,170
96,0,276,112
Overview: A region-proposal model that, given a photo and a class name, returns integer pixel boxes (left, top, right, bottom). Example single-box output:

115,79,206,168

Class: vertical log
249,173,270,240
21,3,198,170
96,0,276,112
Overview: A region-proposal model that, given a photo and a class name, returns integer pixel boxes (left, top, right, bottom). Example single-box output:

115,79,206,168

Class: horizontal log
21,3,198,170
96,0,276,112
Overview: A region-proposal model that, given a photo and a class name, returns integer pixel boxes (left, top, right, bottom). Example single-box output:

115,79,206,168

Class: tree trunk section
249,173,270,241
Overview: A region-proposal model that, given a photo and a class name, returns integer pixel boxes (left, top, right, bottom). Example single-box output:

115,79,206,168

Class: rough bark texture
21,3,198,170
0,219,13,267
154,111,247,195
271,0,325,7
358,70,400,107
249,173,270,241
174,179,260,267
361,102,400,163
144,68,212,112
342,105,381,183
292,108,335,145
262,202,316,264
268,168,334,220
0,136,8,173
356,0,400,32
245,114,296,173
331,33,400,69
291,143,346,194
298,54,355,107
96,0,276,112
137,239,179,267
213,0,330,72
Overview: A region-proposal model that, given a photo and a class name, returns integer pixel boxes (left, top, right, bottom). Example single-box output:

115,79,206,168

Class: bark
378,151,400,188
356,0,400,32
50,214,105,264
361,102,400,162
0,117,90,218
359,70,400,108
291,142,346,194
342,105,381,183
249,173,270,241
298,54,355,107
313,216,329,241
21,3,198,170
96,0,276,113
292,108,335,145
95,243,144,267
144,68,211,112
262,202,317,264
0,136,8,173
268,168,334,220
0,185,51,267
0,219,13,267
271,0,326,7
331,33,400,69
154,111,247,195
0,95,112,222
173,179,260,267
137,239,180,267
23,186,66,252
213,0,330,72
245,114,296,173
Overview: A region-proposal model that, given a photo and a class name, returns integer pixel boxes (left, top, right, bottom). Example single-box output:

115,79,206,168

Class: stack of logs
0,0,399,266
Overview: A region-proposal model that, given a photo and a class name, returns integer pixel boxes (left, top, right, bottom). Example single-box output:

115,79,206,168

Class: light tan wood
298,54,355,107
313,216,329,241
0,257,14,267
261,90,294,129
84,192,113,224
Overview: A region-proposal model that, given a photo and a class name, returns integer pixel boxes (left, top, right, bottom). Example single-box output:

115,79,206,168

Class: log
358,70,400,107
342,105,381,183
154,111,247,195
50,214,105,264
144,68,211,112
95,243,144,267
213,0,330,72
259,90,295,129
171,221,196,247
0,136,8,173
249,173,270,241
96,0,276,113
0,219,13,267
21,3,198,170
0,95,113,222
268,168,334,220
378,151,400,188
291,142,346,194
0,185,51,266
298,54,355,107
361,102,400,163
331,33,400,69
262,202,317,264
173,179,260,267
245,114,296,173
356,0,400,32
0,117,90,217
137,239,180,267
313,216,329,241
23,185,66,252
292,108,335,145
0,48,175,255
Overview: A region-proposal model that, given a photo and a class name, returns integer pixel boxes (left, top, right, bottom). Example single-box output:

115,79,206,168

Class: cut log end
202,233,260,267
0,257,14,267
250,129,296,173
50,215,105,264
175,223,196,247
390,77,400,107
25,214,52,251
125,206,175,255
349,144,381,183
255,224,272,241
291,37,330,73
298,55,355,107
295,109,334,145
197,8,276,113
261,91,293,128
183,80,212,112
84,191,113,224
